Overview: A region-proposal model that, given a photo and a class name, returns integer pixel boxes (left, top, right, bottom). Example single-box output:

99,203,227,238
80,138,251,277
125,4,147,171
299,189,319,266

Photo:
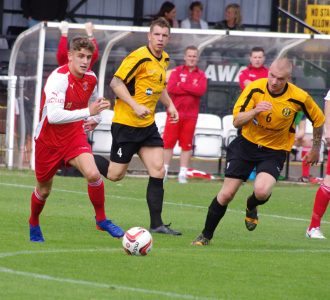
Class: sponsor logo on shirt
146,88,153,95
282,107,291,117
83,81,88,91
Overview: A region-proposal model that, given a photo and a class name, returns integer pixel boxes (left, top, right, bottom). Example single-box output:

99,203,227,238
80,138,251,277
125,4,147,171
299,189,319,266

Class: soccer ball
122,227,153,256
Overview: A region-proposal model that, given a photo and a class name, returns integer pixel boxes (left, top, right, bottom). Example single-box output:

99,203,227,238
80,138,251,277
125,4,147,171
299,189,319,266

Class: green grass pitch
0,168,329,299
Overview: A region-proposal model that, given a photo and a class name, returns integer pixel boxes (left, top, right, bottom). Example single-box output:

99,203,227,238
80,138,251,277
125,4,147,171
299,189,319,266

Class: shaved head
267,58,292,94
270,58,292,77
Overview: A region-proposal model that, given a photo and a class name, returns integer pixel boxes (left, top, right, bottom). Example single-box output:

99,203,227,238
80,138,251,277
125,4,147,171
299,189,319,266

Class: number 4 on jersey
117,147,122,157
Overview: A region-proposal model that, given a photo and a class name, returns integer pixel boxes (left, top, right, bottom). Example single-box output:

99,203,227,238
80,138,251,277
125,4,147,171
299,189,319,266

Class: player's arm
303,94,325,165
84,86,109,131
46,74,108,124
166,70,186,95
238,69,248,90
233,101,272,128
110,76,150,118
324,95,330,146
180,73,207,97
159,89,179,123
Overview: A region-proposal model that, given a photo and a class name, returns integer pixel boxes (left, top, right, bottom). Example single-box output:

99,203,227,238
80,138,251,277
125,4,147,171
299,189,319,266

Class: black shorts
225,135,287,181
110,122,163,164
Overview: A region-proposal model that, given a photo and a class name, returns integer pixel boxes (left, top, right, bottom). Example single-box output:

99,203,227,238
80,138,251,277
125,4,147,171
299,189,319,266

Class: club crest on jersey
282,107,291,117
145,88,153,95
82,81,88,91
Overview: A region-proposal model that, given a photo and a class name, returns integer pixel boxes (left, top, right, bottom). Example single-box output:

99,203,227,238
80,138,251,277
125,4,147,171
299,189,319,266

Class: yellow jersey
112,46,170,127
233,78,325,151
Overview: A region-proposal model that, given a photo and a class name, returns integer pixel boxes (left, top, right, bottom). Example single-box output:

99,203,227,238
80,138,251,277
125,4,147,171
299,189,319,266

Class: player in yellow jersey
192,58,325,245
104,18,181,235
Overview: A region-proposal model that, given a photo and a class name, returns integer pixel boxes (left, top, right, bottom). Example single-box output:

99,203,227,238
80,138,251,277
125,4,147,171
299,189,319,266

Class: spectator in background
162,46,207,184
154,1,179,28
57,21,99,69
214,3,244,30
306,89,330,239
21,0,67,27
181,1,208,29
239,47,268,90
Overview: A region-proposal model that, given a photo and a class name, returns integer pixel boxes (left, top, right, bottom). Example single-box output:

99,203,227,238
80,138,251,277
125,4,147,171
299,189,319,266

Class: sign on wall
305,4,330,34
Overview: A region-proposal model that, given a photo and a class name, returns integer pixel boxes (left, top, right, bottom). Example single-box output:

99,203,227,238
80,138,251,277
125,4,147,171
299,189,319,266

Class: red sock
29,188,46,226
309,184,330,229
301,149,310,177
88,178,106,222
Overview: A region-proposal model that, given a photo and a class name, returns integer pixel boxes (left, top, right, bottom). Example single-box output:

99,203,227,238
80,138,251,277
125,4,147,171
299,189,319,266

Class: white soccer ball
122,227,153,256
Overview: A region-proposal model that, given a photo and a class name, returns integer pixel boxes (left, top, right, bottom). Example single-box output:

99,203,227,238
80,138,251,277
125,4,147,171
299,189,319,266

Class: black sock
147,177,164,228
202,197,227,240
94,155,110,178
246,192,271,211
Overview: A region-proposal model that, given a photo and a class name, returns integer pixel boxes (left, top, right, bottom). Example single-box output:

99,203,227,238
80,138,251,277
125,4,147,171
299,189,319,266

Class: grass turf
0,168,329,299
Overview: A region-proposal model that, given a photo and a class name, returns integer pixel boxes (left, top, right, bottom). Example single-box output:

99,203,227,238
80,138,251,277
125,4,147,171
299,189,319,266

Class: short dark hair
69,36,95,53
157,1,175,17
190,1,203,11
250,47,265,54
150,17,171,33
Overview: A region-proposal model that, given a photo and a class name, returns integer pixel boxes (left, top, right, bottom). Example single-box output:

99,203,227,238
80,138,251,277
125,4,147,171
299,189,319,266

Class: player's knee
37,187,51,199
85,169,101,182
150,163,165,178
108,172,125,182
254,187,271,201
219,189,235,204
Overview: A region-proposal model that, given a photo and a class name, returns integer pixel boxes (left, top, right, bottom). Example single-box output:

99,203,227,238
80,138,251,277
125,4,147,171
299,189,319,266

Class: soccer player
162,45,207,183
102,17,181,235
29,36,124,242
306,89,330,239
192,58,325,246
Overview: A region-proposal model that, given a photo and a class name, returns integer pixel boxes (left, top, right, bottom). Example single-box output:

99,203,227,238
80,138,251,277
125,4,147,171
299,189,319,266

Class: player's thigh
179,118,197,150
163,120,180,149
69,152,100,181
35,141,63,183
254,172,276,199
139,146,165,178
218,177,243,205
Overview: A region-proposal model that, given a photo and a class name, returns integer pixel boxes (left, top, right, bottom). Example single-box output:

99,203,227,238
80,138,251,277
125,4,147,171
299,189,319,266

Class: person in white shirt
181,1,208,29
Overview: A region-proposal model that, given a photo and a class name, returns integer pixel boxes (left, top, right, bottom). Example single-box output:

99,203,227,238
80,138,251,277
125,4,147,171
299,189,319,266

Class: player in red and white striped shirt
29,36,124,242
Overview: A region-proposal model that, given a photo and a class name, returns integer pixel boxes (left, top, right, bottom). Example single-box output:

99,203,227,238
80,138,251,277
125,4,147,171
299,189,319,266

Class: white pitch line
0,182,329,224
0,248,216,300
0,267,216,300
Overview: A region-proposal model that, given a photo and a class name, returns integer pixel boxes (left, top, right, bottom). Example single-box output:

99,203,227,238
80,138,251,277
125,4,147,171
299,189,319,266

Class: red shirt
56,36,99,68
35,64,97,147
238,64,268,90
167,65,207,118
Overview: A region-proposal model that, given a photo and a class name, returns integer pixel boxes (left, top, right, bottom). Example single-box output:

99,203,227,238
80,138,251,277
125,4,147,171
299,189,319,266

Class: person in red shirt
239,47,268,90
29,36,124,242
162,45,207,183
57,21,99,69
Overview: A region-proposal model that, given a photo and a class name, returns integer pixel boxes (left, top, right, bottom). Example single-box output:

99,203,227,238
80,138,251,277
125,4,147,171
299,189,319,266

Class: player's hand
89,98,110,115
83,117,98,132
254,101,272,114
133,104,151,118
167,104,179,123
302,148,320,166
